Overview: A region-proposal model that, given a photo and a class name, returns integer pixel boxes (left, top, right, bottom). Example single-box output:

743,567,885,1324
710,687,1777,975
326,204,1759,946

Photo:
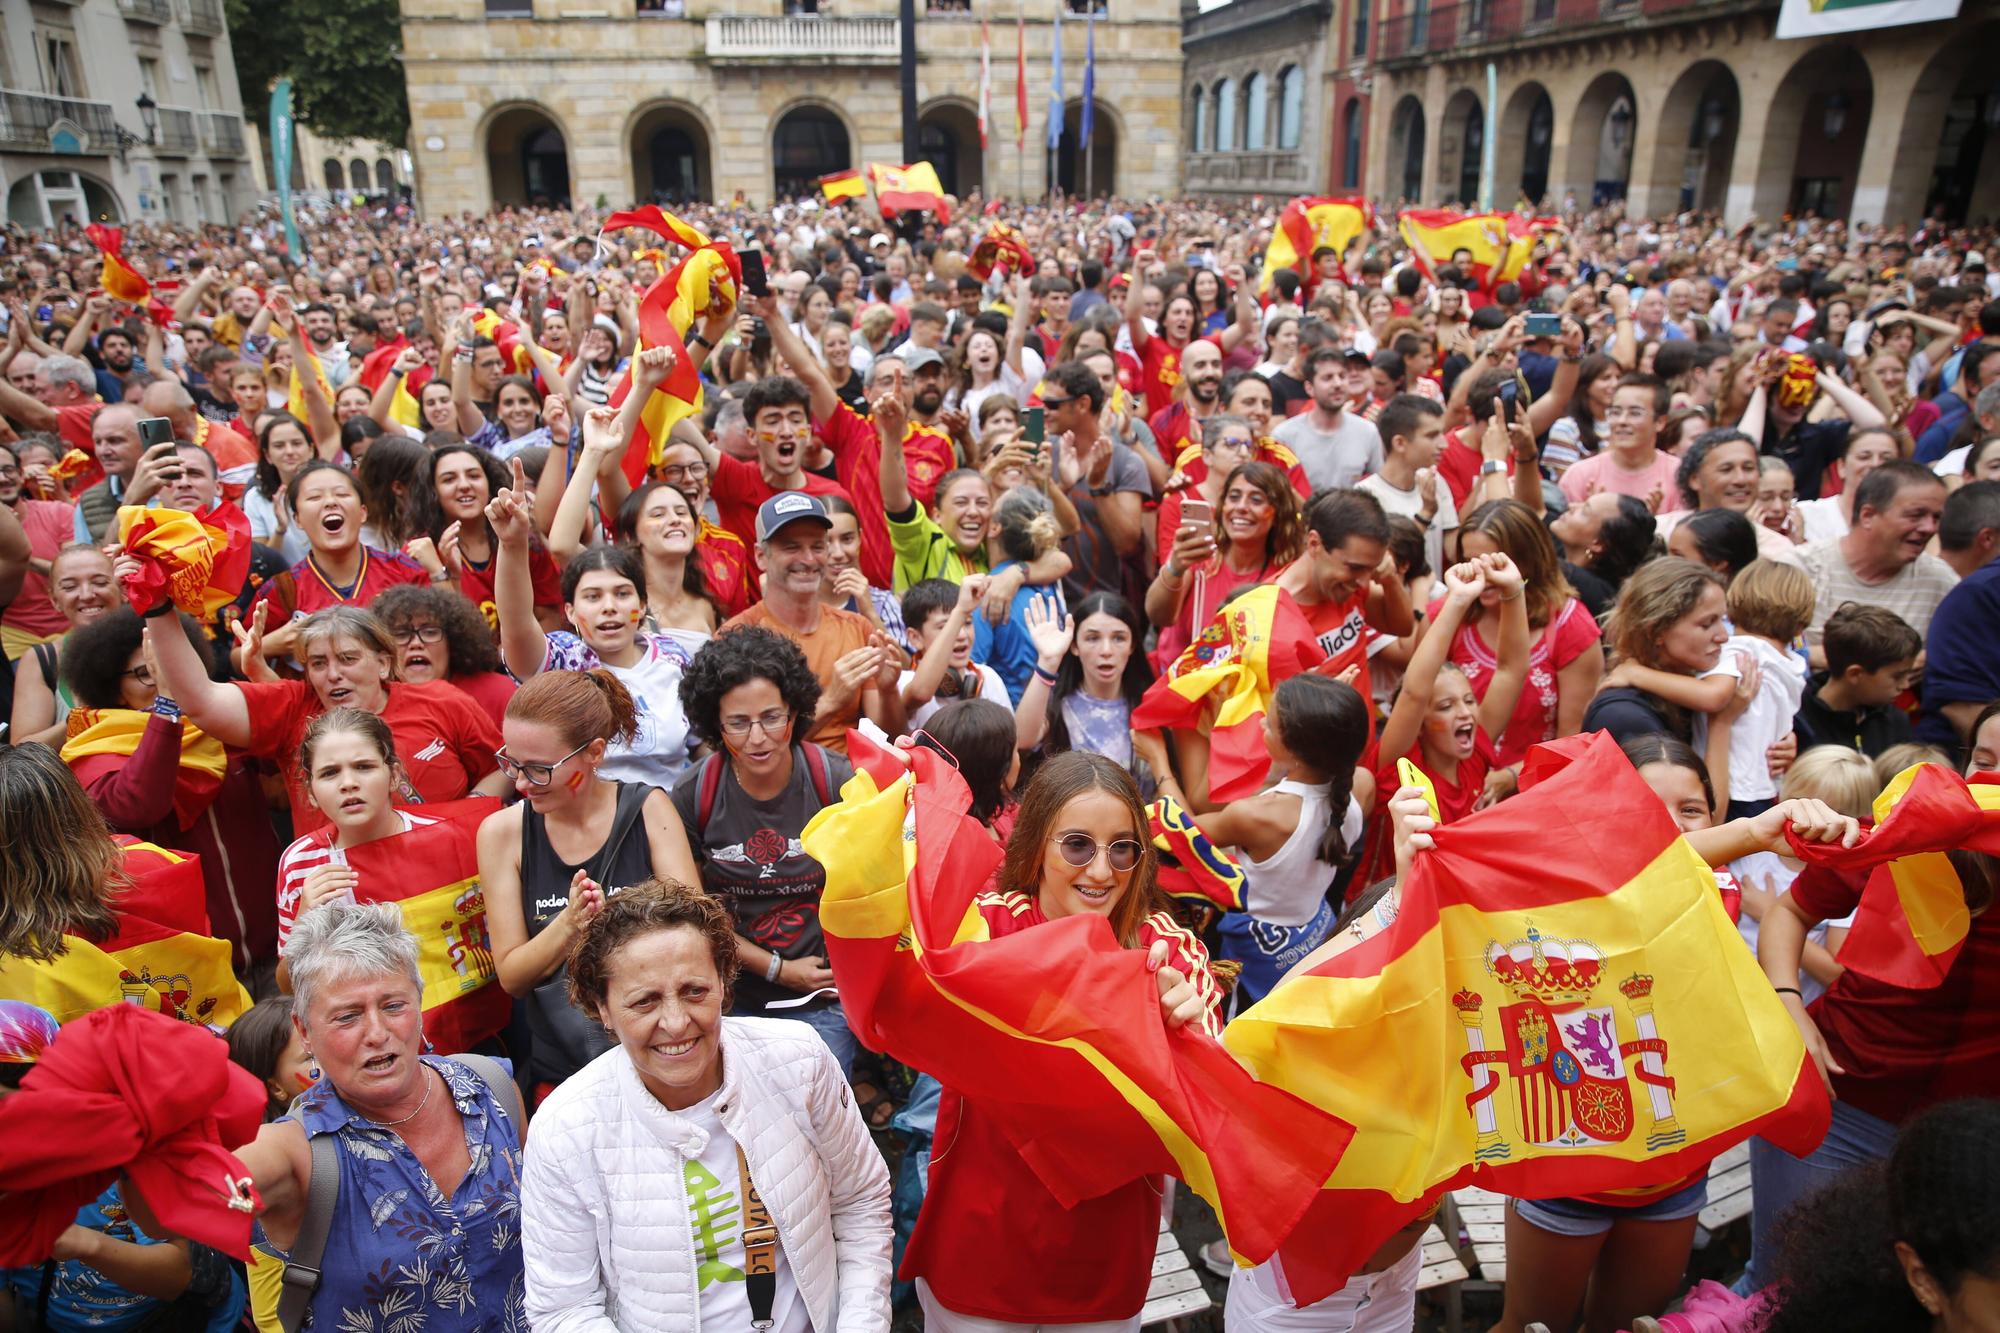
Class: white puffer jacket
521,1017,894,1333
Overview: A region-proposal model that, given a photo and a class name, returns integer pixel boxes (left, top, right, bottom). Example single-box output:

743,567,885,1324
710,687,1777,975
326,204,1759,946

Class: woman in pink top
1436,500,1604,783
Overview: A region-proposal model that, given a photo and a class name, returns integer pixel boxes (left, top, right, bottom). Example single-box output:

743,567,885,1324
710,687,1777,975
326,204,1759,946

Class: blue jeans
787,1000,860,1080
1734,1097,1898,1293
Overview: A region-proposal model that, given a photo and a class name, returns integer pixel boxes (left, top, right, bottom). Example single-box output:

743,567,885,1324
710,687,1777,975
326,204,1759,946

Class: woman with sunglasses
905,751,1218,1333
481,669,700,1094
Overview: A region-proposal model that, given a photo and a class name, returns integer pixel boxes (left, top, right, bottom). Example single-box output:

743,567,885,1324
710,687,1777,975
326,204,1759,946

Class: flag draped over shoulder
339,798,507,1054
63,709,227,831
115,502,251,620
967,221,1034,282
1130,584,1323,803
867,163,952,224
819,169,866,203
802,740,1353,1265
85,224,151,306
0,839,252,1069
1398,209,1541,293
1225,732,1830,1304
602,205,743,485
1259,197,1373,298
1785,765,2000,989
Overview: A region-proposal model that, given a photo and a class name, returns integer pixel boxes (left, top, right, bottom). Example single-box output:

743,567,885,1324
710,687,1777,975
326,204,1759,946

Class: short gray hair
286,901,423,1022
1974,380,2000,422
867,354,905,390
42,355,94,394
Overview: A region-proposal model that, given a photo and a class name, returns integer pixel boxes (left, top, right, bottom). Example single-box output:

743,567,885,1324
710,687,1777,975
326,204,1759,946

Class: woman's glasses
494,740,590,788
719,709,792,739
1048,833,1144,872
391,625,445,644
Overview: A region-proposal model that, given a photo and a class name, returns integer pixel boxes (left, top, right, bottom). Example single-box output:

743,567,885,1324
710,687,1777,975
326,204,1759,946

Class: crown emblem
1485,924,1603,1006
1451,988,1484,1014
1618,974,1656,1002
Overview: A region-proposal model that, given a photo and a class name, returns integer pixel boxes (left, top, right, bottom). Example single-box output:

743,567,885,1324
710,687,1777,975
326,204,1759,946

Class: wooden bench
1698,1142,1754,1231
1142,1217,1215,1328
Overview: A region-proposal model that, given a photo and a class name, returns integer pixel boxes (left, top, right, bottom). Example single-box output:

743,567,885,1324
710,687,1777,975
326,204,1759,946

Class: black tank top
519,781,656,1083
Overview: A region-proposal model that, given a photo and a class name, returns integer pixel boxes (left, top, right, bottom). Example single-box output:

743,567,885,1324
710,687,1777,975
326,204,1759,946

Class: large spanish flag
602,206,743,485
1225,732,1830,1302
1129,584,1324,803
338,798,508,1054
1785,765,2000,989
1259,197,1373,299
1398,209,1540,293
85,224,151,306
0,839,252,1068
802,741,1353,1265
867,161,952,224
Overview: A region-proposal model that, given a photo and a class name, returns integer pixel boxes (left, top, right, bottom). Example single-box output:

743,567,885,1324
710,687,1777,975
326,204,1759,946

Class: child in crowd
1365,515,1434,716
1792,602,1922,759
1713,559,1817,818
899,577,1011,732
224,994,314,1122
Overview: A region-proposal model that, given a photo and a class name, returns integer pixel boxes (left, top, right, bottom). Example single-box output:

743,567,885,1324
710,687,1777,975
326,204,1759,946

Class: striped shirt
275,812,440,951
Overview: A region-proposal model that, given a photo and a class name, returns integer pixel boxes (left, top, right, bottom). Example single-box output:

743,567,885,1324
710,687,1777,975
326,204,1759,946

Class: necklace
362,1065,433,1129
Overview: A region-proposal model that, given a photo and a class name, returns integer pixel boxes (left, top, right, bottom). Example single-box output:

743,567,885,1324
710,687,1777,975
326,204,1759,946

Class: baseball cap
755,491,833,542
901,345,946,374
870,233,893,249
1341,348,1372,366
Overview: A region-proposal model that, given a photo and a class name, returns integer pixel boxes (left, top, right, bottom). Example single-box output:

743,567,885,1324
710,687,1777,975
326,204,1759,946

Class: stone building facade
1180,0,1339,198
1361,0,2000,224
400,0,1185,212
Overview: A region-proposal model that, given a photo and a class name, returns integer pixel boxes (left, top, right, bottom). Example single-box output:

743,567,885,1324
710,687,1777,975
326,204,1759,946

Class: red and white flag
978,20,992,150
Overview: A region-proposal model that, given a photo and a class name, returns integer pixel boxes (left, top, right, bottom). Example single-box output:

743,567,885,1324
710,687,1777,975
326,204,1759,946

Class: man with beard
1273,347,1384,492
721,491,904,753
299,303,350,387
869,347,958,507
1146,337,1225,461
209,283,265,350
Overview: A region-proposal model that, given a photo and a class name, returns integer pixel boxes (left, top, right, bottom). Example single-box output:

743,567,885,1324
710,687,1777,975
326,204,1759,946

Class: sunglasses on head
1048,833,1145,872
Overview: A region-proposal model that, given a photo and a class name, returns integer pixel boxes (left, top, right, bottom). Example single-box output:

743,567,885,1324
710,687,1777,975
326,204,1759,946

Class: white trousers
1223,1242,1423,1333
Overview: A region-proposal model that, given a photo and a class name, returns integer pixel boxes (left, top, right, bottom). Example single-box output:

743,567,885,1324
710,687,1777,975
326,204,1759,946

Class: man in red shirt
1273,487,1415,676
1146,337,1225,462
0,352,104,487
866,346,958,507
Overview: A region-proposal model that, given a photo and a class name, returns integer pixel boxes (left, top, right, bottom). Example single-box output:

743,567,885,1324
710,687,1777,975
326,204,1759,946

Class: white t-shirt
1702,635,1808,802
541,631,696,788
898,664,1012,732
1356,472,1458,580
1795,495,1849,545
679,1090,811,1333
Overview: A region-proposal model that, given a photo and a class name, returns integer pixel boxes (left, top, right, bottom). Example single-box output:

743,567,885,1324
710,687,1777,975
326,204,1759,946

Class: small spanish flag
1398,209,1541,294
1259,197,1373,299
819,168,866,203
468,308,534,377
85,224,151,306
967,220,1033,282
358,336,427,430
286,337,335,426
867,161,951,224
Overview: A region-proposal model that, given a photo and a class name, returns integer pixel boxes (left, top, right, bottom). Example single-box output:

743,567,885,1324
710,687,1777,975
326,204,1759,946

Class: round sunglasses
1047,833,1145,873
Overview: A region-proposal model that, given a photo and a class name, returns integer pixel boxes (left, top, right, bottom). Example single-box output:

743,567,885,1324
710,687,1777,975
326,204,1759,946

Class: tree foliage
226,0,410,149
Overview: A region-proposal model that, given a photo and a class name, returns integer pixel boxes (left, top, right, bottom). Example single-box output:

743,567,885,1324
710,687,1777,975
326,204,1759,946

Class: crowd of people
0,190,1997,1333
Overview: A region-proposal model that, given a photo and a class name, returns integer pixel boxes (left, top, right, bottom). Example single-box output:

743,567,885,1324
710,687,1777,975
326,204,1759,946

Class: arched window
1341,98,1362,189
1214,78,1235,152
323,160,345,191
1278,65,1304,150
1191,84,1207,150
1244,72,1267,151
375,158,395,191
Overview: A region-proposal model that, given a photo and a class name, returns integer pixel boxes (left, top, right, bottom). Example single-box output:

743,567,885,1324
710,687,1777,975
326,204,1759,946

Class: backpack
272,1053,522,1333
693,744,832,836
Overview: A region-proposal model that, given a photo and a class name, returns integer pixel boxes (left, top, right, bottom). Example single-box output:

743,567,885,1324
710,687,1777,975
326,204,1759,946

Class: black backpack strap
33,641,56,691
275,1127,340,1333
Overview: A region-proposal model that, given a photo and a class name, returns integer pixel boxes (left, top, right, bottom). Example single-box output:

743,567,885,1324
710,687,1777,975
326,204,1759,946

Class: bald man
211,285,264,350
73,405,146,543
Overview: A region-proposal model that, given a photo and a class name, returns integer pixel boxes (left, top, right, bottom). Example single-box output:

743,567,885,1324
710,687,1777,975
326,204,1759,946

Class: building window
1277,65,1303,150
194,63,219,108
325,160,346,191
1191,84,1206,151
1341,98,1362,189
1353,4,1368,56
1214,78,1234,152
1244,73,1267,151
38,31,84,98
485,0,534,15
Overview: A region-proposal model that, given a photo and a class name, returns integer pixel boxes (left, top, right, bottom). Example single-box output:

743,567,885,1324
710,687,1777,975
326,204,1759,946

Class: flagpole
1015,0,1026,205
1082,4,1094,202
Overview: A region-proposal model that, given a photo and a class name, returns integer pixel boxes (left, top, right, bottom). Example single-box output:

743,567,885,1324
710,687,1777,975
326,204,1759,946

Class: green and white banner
1776,0,1959,38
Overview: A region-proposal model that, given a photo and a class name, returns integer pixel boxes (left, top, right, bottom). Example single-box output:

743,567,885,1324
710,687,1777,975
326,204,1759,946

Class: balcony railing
0,90,117,153
155,105,199,154
199,111,245,156
704,14,899,62
1375,0,1757,59
182,0,225,33
117,0,175,23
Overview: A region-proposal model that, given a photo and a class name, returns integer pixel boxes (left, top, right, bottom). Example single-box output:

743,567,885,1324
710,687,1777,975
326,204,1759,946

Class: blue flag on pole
1080,5,1095,149
1047,4,1064,153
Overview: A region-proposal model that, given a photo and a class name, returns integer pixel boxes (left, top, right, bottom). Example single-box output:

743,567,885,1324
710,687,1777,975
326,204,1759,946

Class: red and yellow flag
802,741,1354,1265
285,337,335,426
1786,765,2000,989
1130,584,1325,803
358,335,428,430
0,839,252,1068
85,224,150,306
1259,197,1373,298
867,161,952,224
602,206,743,484
1225,733,1830,1302
468,308,534,377
62,709,227,831
115,502,251,620
1398,209,1541,293
339,798,508,1055
967,221,1034,282
1148,795,1246,916
819,169,866,203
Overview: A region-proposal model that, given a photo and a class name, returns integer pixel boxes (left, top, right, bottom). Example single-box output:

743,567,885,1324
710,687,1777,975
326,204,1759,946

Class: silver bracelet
765,951,783,983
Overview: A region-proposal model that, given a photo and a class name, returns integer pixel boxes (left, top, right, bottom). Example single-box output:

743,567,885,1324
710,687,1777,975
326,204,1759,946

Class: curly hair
410,444,508,547
61,609,210,710
371,583,502,676
677,624,822,749
567,877,740,1018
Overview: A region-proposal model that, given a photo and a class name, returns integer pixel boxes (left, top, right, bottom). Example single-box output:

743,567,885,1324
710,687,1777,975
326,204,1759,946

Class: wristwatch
689,332,712,349
1480,460,1506,476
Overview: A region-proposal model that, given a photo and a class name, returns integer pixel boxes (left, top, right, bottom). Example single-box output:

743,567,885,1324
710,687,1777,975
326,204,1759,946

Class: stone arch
1387,94,1426,203
1438,87,1484,206
1566,70,1638,206
374,158,395,192
1638,60,1740,216
1189,82,1206,151
1750,42,1873,221
1057,97,1119,197
918,97,984,198
1908,20,2000,223
1495,81,1555,207
628,99,715,204
771,99,855,201
483,102,573,208
323,159,345,192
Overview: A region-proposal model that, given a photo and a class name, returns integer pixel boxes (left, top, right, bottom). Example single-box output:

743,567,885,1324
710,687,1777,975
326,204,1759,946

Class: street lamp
114,92,159,162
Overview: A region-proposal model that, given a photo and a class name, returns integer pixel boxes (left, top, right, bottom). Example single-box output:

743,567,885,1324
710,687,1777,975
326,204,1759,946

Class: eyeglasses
720,708,792,739
1040,395,1072,410
1047,833,1145,872
494,740,591,788
122,664,155,687
391,625,444,644
659,461,708,482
